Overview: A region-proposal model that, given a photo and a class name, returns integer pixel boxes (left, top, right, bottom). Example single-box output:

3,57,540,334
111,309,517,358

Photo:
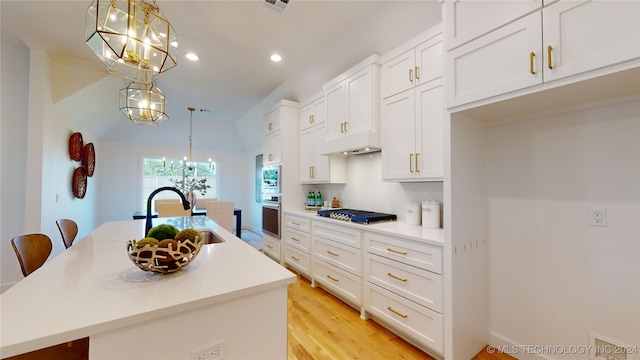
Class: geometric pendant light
119,81,168,126
85,0,178,84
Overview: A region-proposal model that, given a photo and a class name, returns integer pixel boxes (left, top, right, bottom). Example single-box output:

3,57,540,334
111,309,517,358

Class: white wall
1,38,99,291
96,141,249,226
486,99,640,355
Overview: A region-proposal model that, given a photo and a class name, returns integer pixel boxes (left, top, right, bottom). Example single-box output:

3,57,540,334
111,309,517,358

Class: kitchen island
0,217,296,359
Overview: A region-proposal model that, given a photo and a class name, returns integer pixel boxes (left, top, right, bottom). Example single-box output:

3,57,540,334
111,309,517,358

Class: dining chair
153,198,180,212
56,219,78,249
158,202,191,217
11,233,53,277
194,197,217,210
206,201,234,232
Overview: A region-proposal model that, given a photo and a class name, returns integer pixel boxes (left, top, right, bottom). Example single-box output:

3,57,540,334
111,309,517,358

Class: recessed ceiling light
270,54,282,62
186,53,199,61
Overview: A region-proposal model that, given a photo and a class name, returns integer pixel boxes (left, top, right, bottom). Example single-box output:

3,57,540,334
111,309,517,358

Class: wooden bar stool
56,219,78,249
11,233,52,277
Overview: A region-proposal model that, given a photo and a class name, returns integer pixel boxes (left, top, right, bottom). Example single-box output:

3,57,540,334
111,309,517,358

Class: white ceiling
1,0,442,150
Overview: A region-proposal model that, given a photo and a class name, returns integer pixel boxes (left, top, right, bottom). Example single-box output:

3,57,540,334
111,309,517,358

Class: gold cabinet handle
267,244,273,249
387,273,408,282
291,237,300,242
387,247,407,255
529,52,536,75
268,122,273,131
311,165,315,179
409,68,413,83
409,154,414,172
344,122,348,133
387,306,408,318
547,45,553,69
327,275,339,282
326,250,339,257
415,66,420,80
291,256,300,261
292,221,301,226
268,154,273,161
415,153,420,173
310,114,314,124
340,122,344,133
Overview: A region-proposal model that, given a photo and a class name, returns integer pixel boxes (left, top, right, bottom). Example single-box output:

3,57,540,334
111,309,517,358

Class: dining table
0,216,295,359
132,208,242,238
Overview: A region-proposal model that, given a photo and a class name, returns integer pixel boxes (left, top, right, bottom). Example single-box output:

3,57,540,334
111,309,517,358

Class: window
142,158,217,210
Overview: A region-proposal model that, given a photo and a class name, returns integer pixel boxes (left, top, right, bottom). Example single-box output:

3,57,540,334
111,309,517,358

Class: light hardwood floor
286,271,514,360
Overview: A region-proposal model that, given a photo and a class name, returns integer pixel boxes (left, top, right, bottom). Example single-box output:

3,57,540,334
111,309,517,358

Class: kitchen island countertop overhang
0,217,296,359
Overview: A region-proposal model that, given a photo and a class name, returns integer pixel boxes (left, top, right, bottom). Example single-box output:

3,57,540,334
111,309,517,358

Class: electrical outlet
589,208,607,227
191,341,225,360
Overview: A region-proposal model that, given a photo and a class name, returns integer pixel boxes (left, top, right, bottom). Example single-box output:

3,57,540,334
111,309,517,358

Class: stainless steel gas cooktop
316,209,397,224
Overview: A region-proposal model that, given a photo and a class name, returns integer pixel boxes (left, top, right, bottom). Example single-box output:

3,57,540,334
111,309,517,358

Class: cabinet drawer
366,253,442,313
262,236,280,262
284,227,310,252
285,215,311,233
366,283,443,354
312,221,362,248
285,245,311,277
313,237,361,276
365,232,442,274
313,258,362,306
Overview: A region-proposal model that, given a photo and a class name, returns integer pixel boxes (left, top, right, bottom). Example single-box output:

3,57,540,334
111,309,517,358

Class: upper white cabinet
382,80,444,181
263,107,282,165
263,100,299,167
444,0,542,51
299,93,347,184
381,27,444,182
445,0,640,109
320,54,381,154
542,0,640,83
381,24,443,99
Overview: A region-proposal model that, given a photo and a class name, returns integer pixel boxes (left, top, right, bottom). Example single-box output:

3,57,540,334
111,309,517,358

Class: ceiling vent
263,0,289,13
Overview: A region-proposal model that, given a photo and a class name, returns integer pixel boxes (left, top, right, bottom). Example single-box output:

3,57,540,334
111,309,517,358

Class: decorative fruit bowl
127,236,204,273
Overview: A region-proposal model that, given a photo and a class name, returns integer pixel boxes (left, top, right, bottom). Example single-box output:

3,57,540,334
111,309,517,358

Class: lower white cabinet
364,231,444,355
283,215,311,278
262,233,281,262
311,220,363,309
312,257,362,306
366,283,443,353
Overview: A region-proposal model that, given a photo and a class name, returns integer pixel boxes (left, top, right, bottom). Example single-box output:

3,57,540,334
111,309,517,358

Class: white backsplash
305,152,443,222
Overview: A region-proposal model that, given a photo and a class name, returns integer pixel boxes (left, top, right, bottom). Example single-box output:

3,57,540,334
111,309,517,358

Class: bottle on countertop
316,190,323,207
307,190,314,206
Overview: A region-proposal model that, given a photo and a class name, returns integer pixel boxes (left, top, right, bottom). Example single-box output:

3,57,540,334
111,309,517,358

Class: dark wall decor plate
82,143,96,177
69,132,83,161
72,166,88,199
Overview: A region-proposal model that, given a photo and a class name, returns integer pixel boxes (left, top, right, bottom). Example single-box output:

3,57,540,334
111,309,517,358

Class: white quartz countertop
0,217,296,358
284,209,444,247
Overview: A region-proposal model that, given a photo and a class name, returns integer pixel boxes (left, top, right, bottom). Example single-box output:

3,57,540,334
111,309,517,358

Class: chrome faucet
145,187,191,236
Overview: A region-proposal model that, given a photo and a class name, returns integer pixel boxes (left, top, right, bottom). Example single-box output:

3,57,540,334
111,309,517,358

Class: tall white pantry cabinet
443,1,639,359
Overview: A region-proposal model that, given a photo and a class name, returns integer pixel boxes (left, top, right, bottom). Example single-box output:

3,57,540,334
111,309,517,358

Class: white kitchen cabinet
446,11,542,108
264,107,281,136
364,231,444,355
283,214,311,278
446,0,640,109
444,0,542,51
263,130,282,165
542,0,640,83
299,94,347,184
262,233,281,263
311,220,363,309
381,25,443,99
321,54,381,154
382,79,444,182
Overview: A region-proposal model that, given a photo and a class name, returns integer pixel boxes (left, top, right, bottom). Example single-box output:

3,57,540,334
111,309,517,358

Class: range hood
319,130,381,156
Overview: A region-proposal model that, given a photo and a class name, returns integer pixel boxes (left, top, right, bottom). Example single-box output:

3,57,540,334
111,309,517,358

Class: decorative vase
185,191,196,211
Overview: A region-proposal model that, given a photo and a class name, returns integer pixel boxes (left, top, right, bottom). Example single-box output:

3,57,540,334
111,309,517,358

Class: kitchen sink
197,229,225,244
